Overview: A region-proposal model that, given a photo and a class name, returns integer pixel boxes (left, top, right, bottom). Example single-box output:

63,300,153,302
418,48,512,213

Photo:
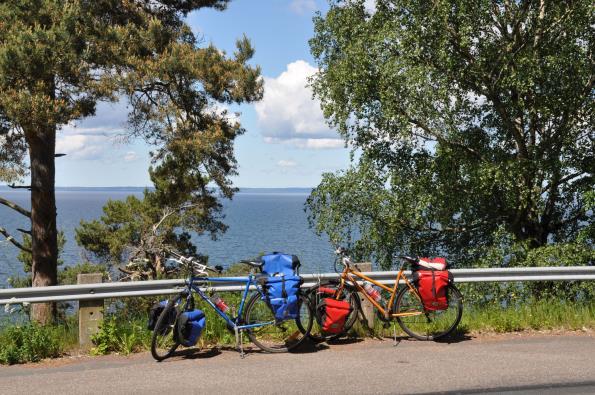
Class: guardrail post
77,273,103,349
355,262,375,329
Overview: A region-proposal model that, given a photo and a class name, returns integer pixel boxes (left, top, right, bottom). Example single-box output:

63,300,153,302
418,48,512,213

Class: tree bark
27,127,58,324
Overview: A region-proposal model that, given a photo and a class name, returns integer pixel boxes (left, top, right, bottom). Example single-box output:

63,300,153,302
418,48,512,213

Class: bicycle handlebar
166,250,222,274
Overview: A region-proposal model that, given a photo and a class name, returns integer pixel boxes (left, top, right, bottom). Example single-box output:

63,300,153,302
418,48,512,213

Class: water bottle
363,282,382,303
211,294,229,312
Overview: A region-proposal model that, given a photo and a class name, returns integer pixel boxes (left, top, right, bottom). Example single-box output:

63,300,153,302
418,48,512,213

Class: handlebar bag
265,274,302,321
175,309,206,347
319,298,352,334
147,300,175,333
413,270,451,311
261,252,301,276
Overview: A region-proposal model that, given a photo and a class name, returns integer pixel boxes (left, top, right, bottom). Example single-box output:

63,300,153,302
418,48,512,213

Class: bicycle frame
337,264,424,319
181,274,274,331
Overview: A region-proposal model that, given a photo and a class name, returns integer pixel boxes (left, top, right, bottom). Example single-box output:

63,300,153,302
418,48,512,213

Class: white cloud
255,60,343,149
55,100,129,160
55,134,112,160
61,101,129,137
277,159,297,168
290,0,316,14
123,151,138,162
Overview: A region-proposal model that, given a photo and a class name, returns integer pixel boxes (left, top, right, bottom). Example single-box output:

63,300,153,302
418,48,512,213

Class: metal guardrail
1,266,594,305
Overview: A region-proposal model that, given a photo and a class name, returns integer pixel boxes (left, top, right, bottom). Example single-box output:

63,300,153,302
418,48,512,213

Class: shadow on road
326,337,364,346
435,328,474,344
162,339,331,361
376,331,474,345
435,334,474,344
288,339,330,354
164,347,223,361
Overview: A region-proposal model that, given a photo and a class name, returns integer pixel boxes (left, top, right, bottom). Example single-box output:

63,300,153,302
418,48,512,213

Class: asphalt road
1,333,594,394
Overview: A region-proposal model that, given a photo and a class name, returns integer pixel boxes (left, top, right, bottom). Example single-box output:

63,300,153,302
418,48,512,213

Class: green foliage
0,0,263,317
69,1,264,279
460,239,595,306
0,323,68,364
91,316,152,356
307,0,593,267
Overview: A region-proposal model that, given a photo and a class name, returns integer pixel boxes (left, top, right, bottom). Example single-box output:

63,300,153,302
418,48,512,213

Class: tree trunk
27,127,58,324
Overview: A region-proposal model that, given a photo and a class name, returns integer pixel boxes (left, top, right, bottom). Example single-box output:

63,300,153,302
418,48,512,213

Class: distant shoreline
0,185,314,194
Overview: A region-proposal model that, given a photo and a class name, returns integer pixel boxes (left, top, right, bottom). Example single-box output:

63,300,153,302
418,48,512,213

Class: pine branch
0,196,31,217
0,226,31,252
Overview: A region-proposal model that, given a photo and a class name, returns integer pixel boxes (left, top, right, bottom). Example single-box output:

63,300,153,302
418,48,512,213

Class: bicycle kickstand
392,322,400,347
234,326,245,359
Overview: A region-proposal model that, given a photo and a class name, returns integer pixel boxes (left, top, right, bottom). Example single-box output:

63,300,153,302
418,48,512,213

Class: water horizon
0,187,336,287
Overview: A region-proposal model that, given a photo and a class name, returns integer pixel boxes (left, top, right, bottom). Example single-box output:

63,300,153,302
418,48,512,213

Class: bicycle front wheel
307,280,360,342
151,294,192,361
392,284,463,340
243,293,313,353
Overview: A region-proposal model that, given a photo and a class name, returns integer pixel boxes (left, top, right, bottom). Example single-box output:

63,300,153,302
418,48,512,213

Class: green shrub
91,316,152,356
0,323,65,365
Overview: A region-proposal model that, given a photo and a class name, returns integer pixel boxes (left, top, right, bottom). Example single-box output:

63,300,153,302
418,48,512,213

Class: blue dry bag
175,309,206,347
265,274,302,321
261,252,301,276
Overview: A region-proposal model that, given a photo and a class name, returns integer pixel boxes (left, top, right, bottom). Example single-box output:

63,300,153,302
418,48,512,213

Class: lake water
0,188,337,287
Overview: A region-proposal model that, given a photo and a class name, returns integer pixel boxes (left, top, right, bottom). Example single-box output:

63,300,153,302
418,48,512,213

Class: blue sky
53,0,359,188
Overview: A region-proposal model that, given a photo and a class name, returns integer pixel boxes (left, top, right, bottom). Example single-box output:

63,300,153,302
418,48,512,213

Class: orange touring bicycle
308,248,463,341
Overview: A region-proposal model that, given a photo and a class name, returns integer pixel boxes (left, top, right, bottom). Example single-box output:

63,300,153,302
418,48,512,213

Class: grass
357,299,595,338
2,298,593,365
459,300,595,334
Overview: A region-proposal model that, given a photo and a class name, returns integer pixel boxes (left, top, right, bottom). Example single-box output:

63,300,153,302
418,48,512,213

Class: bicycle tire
151,296,183,361
393,283,463,341
243,292,313,353
307,280,360,342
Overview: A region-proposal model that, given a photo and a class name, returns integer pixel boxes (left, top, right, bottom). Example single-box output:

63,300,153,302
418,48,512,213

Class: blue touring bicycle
150,251,313,360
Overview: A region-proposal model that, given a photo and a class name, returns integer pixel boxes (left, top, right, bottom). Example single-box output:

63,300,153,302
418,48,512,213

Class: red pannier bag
320,298,352,334
414,258,451,311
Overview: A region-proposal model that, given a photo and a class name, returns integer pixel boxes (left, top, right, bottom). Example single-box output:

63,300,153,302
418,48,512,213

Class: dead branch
0,226,31,252
0,196,31,217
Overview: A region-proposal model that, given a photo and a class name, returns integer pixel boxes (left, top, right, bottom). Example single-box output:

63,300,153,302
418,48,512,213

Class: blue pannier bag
265,274,302,321
175,309,206,347
261,252,300,276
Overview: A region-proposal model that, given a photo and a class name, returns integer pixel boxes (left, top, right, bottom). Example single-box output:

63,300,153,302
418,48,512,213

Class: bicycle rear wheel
392,284,463,340
307,280,359,342
243,292,313,353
